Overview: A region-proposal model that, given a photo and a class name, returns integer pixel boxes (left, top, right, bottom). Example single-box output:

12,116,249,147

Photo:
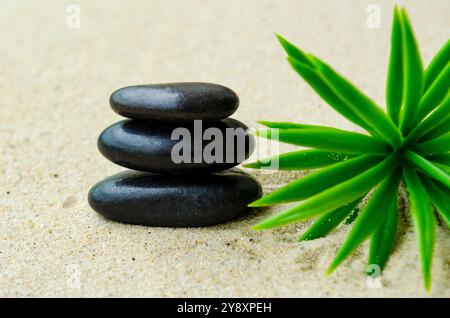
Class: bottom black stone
88,168,262,227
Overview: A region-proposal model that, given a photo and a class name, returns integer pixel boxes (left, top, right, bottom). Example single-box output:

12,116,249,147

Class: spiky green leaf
253,154,398,229
327,170,400,274
244,149,357,170
404,151,450,189
433,162,450,174
386,6,403,124
369,194,398,271
398,8,424,134
416,63,450,123
403,167,436,291
420,176,450,228
415,132,450,155
426,153,450,167
424,39,450,91
249,155,381,207
420,117,450,142
276,34,315,67
286,57,375,133
407,91,450,142
256,120,317,129
298,197,364,242
310,55,402,147
255,128,390,155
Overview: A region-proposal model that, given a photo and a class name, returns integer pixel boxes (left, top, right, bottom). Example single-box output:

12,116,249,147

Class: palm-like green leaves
406,91,450,142
246,6,449,291
310,56,403,147
249,155,382,206
424,39,450,91
254,127,391,155
386,7,403,125
285,56,375,134
369,194,398,271
420,176,450,228
415,132,450,155
253,155,398,229
398,8,424,134
404,151,450,188
327,170,401,274
403,167,436,291
299,197,364,242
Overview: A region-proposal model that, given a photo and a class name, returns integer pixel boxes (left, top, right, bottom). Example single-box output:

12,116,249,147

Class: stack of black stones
88,83,262,227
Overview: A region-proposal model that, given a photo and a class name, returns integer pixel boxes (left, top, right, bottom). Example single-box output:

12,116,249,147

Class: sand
0,0,449,297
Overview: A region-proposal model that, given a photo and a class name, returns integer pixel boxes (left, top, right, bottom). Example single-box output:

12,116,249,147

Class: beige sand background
0,0,449,297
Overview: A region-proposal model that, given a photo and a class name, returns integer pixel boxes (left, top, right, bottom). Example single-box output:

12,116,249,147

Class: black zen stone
97,118,255,173
109,83,239,121
88,168,262,227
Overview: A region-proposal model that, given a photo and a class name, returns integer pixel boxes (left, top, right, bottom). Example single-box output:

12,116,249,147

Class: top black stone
109,82,239,121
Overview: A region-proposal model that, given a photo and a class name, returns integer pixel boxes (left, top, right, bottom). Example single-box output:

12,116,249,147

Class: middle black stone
98,118,255,173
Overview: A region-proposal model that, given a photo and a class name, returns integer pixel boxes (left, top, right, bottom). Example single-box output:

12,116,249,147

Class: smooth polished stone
110,83,239,121
88,169,262,227
97,118,255,172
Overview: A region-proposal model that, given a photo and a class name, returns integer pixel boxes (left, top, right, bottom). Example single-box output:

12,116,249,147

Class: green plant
245,6,449,291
